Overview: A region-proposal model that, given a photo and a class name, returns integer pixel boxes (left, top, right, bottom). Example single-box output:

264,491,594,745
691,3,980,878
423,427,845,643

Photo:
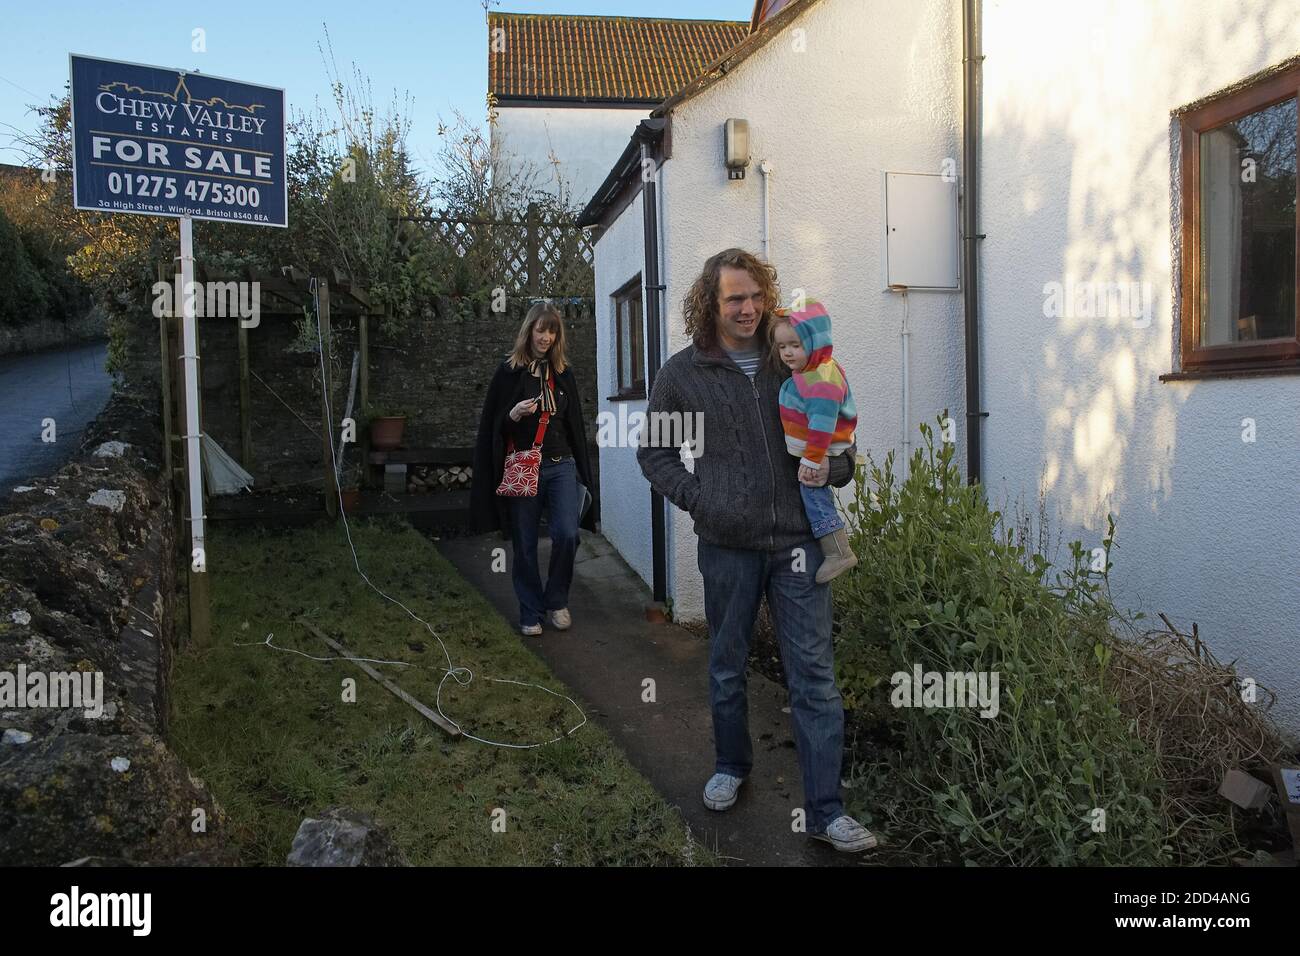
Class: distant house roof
488,12,749,105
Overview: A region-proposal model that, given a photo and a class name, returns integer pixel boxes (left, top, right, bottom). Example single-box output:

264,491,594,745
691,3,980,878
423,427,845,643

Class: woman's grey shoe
521,623,543,637
811,814,878,852
815,527,858,584
550,608,571,630
703,772,746,811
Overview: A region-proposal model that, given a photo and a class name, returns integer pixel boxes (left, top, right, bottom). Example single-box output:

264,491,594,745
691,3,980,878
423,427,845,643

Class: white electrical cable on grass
234,632,412,667
263,278,587,750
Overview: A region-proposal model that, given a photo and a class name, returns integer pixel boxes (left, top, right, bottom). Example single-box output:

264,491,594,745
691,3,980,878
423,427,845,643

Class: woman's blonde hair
508,302,568,372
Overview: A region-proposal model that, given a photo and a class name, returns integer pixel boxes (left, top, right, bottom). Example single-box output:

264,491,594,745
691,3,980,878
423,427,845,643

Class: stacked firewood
407,464,472,493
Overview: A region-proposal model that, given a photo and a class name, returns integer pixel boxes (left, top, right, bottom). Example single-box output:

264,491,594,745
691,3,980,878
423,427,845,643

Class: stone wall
0,388,237,865
0,305,108,357
116,295,601,504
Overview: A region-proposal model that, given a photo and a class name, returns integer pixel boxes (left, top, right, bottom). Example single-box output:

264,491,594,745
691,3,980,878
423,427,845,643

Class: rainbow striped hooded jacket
777,299,858,469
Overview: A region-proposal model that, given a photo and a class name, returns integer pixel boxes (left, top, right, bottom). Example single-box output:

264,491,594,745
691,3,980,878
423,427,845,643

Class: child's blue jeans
800,479,844,539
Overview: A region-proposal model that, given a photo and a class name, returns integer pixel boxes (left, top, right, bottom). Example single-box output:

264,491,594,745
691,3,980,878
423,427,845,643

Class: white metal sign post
178,216,204,567
69,55,287,645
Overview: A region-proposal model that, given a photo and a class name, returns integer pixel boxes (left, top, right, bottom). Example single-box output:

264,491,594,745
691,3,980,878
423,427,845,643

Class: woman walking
470,303,597,636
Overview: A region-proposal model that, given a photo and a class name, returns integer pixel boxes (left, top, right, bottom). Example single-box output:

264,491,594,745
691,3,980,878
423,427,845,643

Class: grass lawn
169,517,711,866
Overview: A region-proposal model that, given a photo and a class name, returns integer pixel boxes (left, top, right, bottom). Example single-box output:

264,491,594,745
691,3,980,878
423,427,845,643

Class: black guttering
962,0,987,485
640,136,668,605
577,118,667,229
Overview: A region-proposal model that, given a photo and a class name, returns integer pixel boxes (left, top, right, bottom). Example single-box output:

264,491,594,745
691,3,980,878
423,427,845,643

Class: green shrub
832,417,1221,865
0,207,49,327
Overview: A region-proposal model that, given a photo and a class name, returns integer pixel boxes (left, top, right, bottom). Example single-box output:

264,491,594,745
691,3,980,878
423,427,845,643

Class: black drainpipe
962,0,987,484
640,135,667,605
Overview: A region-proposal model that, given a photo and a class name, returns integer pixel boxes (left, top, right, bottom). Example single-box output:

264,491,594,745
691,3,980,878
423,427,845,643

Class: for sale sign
69,54,286,227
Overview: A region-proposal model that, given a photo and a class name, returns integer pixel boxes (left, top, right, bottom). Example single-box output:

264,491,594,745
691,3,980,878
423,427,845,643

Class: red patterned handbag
495,371,554,498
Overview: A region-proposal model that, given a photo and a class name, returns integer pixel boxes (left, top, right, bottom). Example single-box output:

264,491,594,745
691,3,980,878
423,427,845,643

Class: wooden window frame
1179,63,1300,374
611,276,645,400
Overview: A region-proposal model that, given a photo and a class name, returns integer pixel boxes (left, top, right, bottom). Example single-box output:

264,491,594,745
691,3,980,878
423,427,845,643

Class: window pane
1199,97,1297,346
618,296,633,390
631,293,643,386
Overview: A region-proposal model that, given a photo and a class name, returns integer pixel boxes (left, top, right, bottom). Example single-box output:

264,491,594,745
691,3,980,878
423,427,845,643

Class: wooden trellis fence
394,203,594,298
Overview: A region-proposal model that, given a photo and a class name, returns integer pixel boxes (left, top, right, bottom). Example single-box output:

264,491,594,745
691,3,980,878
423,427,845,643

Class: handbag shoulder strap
505,369,556,452
530,369,557,448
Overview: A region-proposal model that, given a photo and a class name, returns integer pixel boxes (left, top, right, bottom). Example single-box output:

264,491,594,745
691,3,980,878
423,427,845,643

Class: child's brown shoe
815,527,857,583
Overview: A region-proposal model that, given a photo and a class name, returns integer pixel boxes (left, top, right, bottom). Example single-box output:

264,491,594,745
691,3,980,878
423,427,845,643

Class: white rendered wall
592,193,656,586
659,0,966,624
979,0,1300,736
493,105,653,210
589,0,1299,741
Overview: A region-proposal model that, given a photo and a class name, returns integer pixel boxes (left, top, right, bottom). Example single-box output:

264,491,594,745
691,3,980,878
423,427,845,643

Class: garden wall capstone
0,390,237,865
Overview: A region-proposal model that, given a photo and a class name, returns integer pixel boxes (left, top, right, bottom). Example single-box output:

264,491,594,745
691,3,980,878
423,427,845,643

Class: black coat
469,360,598,536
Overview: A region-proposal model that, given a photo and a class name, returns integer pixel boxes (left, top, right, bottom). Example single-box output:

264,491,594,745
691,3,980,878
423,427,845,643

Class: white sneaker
703,772,746,811
521,623,543,637
550,608,571,630
811,814,878,852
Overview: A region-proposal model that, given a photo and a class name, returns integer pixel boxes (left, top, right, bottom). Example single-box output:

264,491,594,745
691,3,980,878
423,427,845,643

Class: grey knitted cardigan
636,341,855,553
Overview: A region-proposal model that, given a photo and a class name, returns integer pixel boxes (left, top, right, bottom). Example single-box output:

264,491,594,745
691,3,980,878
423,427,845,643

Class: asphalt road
0,340,112,489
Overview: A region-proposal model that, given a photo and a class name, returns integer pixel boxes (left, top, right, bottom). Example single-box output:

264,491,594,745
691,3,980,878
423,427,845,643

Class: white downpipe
892,285,912,480
178,216,205,559
759,159,772,261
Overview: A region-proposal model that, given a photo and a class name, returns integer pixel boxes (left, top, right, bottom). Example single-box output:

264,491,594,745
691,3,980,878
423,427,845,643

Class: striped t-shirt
722,345,761,379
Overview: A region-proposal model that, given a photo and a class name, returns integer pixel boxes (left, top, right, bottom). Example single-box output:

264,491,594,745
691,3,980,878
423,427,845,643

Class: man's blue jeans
800,481,844,539
508,457,579,628
697,537,846,832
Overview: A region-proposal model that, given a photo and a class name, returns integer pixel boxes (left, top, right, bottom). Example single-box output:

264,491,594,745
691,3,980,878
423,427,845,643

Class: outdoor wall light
724,119,750,180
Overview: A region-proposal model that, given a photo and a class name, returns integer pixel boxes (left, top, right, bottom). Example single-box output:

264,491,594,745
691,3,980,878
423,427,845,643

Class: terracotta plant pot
369,416,406,451
340,488,361,513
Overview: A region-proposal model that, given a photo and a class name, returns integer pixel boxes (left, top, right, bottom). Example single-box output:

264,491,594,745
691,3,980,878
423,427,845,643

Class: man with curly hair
636,247,875,853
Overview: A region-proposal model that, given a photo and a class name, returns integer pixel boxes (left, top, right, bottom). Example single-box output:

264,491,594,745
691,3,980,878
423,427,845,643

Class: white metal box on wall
883,171,961,290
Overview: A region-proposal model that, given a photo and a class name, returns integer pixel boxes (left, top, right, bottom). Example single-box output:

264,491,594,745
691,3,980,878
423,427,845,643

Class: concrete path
435,530,862,867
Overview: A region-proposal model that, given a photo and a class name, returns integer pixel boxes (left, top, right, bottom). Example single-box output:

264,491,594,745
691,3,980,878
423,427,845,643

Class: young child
771,298,858,583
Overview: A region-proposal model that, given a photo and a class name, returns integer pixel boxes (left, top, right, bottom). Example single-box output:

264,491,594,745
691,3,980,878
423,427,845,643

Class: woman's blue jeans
697,537,846,833
508,457,579,628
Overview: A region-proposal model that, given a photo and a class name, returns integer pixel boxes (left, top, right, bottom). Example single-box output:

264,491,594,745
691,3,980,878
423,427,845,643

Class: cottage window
1179,64,1300,373
613,278,645,398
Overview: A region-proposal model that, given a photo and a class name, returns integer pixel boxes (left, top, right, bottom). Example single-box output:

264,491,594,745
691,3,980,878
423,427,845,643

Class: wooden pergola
155,263,379,645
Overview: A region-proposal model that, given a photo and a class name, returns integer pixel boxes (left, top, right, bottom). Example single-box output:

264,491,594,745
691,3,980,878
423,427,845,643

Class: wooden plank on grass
295,618,460,737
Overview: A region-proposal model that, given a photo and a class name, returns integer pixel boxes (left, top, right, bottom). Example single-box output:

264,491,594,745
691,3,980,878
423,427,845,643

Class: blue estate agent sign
70,54,286,227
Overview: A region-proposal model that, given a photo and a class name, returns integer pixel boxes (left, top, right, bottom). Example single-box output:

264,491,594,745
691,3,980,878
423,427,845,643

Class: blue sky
0,0,753,174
